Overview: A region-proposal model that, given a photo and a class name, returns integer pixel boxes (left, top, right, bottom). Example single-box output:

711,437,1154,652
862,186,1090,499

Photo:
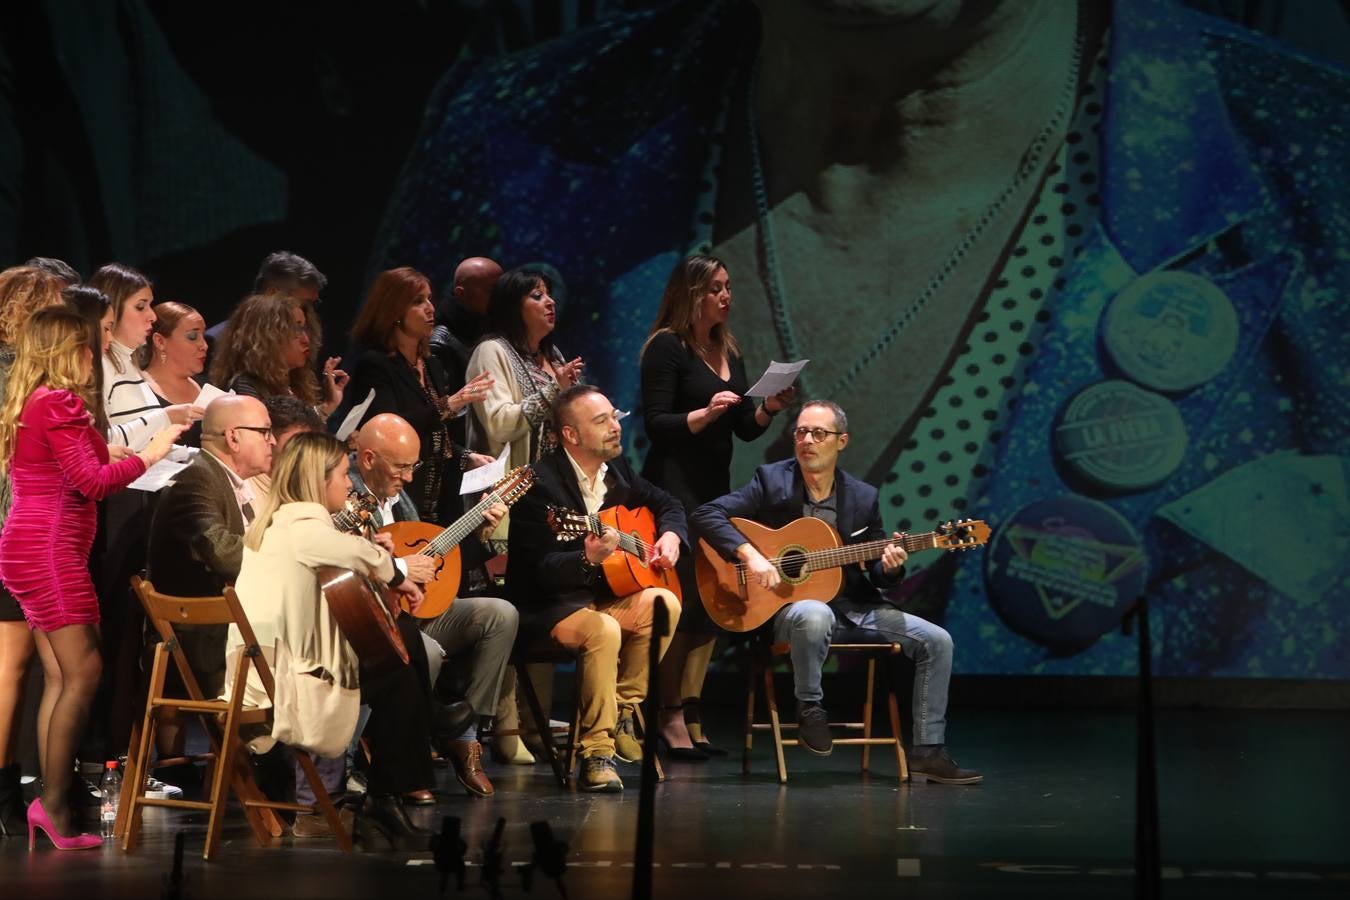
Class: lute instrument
695,516,989,632
545,504,682,599
379,466,535,618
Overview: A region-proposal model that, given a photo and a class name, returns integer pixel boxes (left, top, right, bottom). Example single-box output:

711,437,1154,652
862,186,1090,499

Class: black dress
639,331,770,632
344,347,467,525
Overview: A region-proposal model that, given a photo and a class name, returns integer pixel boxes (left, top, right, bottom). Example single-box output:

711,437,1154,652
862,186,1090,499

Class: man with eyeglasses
144,395,276,790
347,413,518,801
692,400,981,784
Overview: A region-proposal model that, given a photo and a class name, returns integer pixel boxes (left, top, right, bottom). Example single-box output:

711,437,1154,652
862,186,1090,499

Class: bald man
145,395,276,773
432,256,500,394
349,413,519,798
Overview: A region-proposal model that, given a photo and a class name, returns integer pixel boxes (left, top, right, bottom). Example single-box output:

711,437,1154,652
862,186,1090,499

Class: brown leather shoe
292,806,355,839
402,788,436,806
445,739,494,798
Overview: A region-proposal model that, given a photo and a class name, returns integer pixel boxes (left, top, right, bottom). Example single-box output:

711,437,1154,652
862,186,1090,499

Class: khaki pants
549,588,680,760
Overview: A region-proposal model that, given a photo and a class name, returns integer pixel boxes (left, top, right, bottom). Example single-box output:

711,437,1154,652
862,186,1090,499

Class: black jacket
506,447,687,632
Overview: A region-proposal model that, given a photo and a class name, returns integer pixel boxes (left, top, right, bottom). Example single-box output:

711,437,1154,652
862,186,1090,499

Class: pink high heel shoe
27,798,103,851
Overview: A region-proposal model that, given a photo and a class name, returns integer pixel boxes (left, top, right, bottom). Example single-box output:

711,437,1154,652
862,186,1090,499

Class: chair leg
861,659,876,773
121,645,168,851
888,679,908,783
517,663,568,788
742,661,757,776
632,705,664,782
763,667,787,784
567,703,581,777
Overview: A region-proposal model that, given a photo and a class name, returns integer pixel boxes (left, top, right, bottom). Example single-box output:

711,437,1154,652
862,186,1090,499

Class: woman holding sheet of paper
346,267,493,526
140,301,208,448
638,254,795,759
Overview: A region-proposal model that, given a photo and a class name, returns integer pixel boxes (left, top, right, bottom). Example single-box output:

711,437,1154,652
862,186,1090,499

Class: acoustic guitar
380,466,535,619
320,490,408,674
695,516,989,632
545,505,683,600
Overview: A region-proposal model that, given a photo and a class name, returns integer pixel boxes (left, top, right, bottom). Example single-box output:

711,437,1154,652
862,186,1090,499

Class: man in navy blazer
693,401,980,784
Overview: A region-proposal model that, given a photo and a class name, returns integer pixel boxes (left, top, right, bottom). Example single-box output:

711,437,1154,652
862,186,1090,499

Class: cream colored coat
224,501,396,757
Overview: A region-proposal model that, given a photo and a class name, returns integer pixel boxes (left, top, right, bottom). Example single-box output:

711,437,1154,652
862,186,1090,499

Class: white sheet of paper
744,359,809,397
459,444,510,495
334,389,376,441
615,409,631,421
128,457,190,492
193,382,232,409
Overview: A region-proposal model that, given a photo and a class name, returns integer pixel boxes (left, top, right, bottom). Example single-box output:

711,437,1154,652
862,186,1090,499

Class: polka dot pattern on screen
880,45,1108,568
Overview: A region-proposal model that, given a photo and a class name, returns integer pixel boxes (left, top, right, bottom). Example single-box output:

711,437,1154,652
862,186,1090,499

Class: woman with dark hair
209,292,347,417
466,267,583,473
639,255,795,758
465,267,582,764
0,266,65,838
140,301,207,447
345,267,493,524
87,264,201,448
0,306,182,850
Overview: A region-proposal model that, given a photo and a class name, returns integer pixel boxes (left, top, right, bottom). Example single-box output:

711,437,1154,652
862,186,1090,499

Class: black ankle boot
360,793,433,851
0,763,25,837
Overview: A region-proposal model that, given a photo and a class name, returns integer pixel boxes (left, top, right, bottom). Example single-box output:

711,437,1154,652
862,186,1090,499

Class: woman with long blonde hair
0,266,65,839
229,431,436,847
210,292,347,418
0,306,182,850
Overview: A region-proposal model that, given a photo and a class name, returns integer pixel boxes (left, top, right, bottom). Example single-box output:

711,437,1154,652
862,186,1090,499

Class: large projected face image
373,0,1349,679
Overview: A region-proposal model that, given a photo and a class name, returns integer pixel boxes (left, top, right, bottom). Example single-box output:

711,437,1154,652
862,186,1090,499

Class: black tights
33,623,102,835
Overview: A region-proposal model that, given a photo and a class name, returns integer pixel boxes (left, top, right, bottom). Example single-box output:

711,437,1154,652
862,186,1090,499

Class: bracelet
759,402,778,417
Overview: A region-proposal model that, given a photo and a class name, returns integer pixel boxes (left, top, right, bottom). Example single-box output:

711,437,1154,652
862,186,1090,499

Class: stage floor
3,707,1347,899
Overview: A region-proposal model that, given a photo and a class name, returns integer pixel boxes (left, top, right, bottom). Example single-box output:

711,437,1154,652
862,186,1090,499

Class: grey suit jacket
146,450,246,597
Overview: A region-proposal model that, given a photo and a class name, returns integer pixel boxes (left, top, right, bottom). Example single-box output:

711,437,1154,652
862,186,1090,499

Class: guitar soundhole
778,549,808,581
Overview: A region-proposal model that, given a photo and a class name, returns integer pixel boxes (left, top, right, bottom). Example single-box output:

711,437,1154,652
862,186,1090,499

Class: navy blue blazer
692,459,902,609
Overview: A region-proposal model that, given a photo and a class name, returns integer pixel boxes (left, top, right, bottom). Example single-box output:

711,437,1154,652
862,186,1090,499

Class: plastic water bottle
99,760,121,839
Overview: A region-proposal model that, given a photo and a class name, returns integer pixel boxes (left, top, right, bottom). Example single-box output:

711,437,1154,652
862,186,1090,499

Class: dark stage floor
3,707,1348,899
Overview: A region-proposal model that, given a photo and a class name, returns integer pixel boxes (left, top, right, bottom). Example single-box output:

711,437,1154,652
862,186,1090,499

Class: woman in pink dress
0,306,182,850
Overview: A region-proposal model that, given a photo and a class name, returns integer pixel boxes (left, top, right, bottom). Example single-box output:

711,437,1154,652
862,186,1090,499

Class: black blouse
344,347,466,525
638,331,769,509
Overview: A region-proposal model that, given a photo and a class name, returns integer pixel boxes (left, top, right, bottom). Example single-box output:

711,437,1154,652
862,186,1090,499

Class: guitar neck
421,491,500,557
584,514,650,561
778,531,941,573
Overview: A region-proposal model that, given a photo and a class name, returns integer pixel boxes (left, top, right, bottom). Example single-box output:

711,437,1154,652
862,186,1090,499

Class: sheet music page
459,444,510,495
744,359,809,397
334,389,376,441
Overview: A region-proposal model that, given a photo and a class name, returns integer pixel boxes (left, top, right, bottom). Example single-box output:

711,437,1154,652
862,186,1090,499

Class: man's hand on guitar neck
584,527,621,566
737,543,781,590
881,532,910,576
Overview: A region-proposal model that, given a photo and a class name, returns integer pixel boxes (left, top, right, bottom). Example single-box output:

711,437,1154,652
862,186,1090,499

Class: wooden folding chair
120,576,352,858
744,640,908,784
494,641,664,789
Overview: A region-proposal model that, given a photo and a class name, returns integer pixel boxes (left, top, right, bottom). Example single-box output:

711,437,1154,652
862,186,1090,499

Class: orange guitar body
595,506,682,600
695,517,842,633
378,521,462,620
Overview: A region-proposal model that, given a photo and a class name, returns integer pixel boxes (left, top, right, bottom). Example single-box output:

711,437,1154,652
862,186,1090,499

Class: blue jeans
770,599,953,746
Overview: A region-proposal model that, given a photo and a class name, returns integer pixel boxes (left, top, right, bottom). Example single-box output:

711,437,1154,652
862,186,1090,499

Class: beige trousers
549,588,680,759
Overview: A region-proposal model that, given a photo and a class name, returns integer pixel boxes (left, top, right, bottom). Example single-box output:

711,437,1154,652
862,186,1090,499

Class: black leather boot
0,763,25,837
360,793,433,852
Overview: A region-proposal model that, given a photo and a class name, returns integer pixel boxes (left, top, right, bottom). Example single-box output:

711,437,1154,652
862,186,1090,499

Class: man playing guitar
349,414,517,799
506,385,686,792
692,401,981,784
